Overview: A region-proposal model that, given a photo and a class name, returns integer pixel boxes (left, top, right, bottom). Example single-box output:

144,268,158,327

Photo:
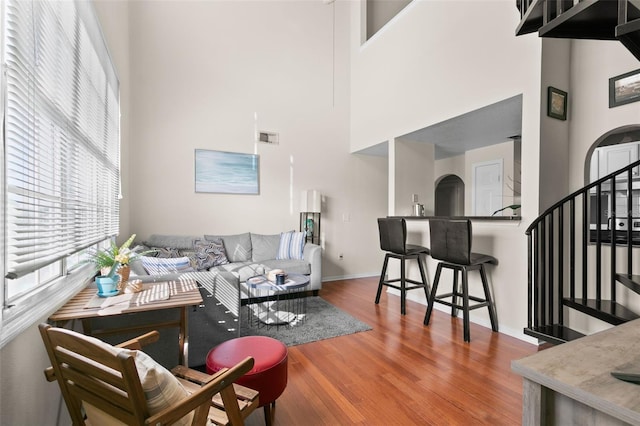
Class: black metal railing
525,158,640,344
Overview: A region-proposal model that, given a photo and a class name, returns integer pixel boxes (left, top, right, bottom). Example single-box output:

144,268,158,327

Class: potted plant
87,234,153,288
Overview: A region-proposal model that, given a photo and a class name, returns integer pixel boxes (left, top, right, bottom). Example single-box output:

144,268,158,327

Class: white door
599,142,639,178
473,160,503,216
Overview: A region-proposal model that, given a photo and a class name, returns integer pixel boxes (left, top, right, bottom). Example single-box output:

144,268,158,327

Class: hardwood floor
243,277,538,425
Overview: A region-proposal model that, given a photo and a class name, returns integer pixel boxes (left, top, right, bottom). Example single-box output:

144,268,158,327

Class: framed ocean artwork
195,149,260,194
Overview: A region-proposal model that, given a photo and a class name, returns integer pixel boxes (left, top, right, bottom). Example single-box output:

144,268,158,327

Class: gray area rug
188,296,372,367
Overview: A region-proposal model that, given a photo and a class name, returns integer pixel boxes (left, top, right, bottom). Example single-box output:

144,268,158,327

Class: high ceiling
356,95,522,159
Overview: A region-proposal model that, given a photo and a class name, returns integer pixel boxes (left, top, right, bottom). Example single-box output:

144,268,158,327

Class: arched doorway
587,125,640,230
587,125,640,184
435,174,464,216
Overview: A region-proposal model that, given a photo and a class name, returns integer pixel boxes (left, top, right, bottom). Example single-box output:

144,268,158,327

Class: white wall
349,0,542,341
126,0,387,279
435,154,465,184
565,39,640,335
539,38,572,211
393,139,435,216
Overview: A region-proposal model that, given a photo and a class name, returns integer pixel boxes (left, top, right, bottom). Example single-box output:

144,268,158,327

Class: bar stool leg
400,257,407,315
424,264,443,326
462,267,471,343
480,264,499,332
375,255,390,305
451,267,459,318
417,254,430,300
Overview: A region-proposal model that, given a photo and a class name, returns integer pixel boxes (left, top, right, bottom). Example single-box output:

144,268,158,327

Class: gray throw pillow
205,233,252,262
193,239,229,271
250,233,281,262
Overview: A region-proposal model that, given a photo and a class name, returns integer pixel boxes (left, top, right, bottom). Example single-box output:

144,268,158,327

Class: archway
435,174,465,216
586,125,640,230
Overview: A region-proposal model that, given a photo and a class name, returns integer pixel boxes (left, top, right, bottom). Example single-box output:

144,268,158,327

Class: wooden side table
49,279,202,366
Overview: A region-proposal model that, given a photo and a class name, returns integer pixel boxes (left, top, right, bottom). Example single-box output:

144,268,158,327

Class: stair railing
526,158,640,344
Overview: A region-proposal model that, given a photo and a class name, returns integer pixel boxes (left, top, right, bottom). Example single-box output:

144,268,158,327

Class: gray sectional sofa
130,233,322,317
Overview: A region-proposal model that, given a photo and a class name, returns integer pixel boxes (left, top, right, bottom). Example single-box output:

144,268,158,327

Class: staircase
516,0,640,61
525,160,640,344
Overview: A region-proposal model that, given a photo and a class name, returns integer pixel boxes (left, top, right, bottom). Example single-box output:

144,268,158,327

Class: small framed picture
609,68,640,108
547,86,567,120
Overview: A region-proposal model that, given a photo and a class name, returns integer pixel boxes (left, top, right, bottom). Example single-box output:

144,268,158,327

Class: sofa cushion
193,238,229,271
260,259,311,276
205,233,252,263
276,231,306,260
209,261,268,283
251,233,280,262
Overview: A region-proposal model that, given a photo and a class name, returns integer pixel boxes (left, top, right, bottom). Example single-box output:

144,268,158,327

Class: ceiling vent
258,131,279,145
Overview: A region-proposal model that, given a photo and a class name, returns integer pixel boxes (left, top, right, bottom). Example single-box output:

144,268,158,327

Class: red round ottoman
206,336,288,426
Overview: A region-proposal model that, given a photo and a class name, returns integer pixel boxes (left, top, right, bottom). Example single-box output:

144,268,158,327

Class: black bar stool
375,217,430,315
423,218,498,342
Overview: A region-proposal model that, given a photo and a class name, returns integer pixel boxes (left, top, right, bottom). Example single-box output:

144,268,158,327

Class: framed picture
547,86,567,120
609,68,640,108
195,149,260,194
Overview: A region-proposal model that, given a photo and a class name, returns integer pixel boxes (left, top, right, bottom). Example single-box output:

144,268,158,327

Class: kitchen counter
512,319,640,425
391,215,521,222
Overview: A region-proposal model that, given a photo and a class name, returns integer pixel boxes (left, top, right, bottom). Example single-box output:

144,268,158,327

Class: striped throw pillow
141,256,193,275
276,231,306,260
83,340,192,425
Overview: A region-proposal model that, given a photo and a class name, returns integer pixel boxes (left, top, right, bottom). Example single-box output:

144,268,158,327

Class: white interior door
473,159,503,216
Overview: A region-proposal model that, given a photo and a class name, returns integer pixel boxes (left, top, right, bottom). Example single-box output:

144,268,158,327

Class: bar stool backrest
429,218,472,265
377,218,407,255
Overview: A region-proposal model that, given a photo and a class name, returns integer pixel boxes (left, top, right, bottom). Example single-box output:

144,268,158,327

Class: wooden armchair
39,323,259,425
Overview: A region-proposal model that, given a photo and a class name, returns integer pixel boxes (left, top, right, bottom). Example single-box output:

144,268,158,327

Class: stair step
524,325,585,345
539,0,620,40
516,0,544,36
617,19,640,62
563,298,639,325
616,273,640,294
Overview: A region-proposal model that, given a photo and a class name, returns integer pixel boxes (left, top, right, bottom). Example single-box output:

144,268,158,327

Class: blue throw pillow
276,231,306,260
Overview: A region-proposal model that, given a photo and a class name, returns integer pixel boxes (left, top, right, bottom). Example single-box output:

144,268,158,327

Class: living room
2,0,640,424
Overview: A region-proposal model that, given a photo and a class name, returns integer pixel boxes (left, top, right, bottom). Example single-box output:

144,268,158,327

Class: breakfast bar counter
512,319,640,425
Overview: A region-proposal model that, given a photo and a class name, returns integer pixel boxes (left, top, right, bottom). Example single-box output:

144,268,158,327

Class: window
0,0,120,347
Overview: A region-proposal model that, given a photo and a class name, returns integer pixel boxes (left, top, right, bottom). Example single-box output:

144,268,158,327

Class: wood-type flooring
242,276,537,425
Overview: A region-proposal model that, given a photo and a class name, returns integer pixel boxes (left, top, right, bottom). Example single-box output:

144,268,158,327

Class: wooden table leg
179,306,188,366
522,377,543,426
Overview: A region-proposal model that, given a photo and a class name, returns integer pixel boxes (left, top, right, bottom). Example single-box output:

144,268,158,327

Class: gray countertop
512,319,640,425
390,215,522,221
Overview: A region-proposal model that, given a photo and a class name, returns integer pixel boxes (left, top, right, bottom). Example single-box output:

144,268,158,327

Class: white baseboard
321,273,379,282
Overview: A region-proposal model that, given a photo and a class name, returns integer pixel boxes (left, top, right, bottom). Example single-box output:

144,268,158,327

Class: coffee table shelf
245,273,310,329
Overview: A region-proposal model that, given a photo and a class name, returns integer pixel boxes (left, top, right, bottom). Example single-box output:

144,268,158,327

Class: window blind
3,0,120,279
